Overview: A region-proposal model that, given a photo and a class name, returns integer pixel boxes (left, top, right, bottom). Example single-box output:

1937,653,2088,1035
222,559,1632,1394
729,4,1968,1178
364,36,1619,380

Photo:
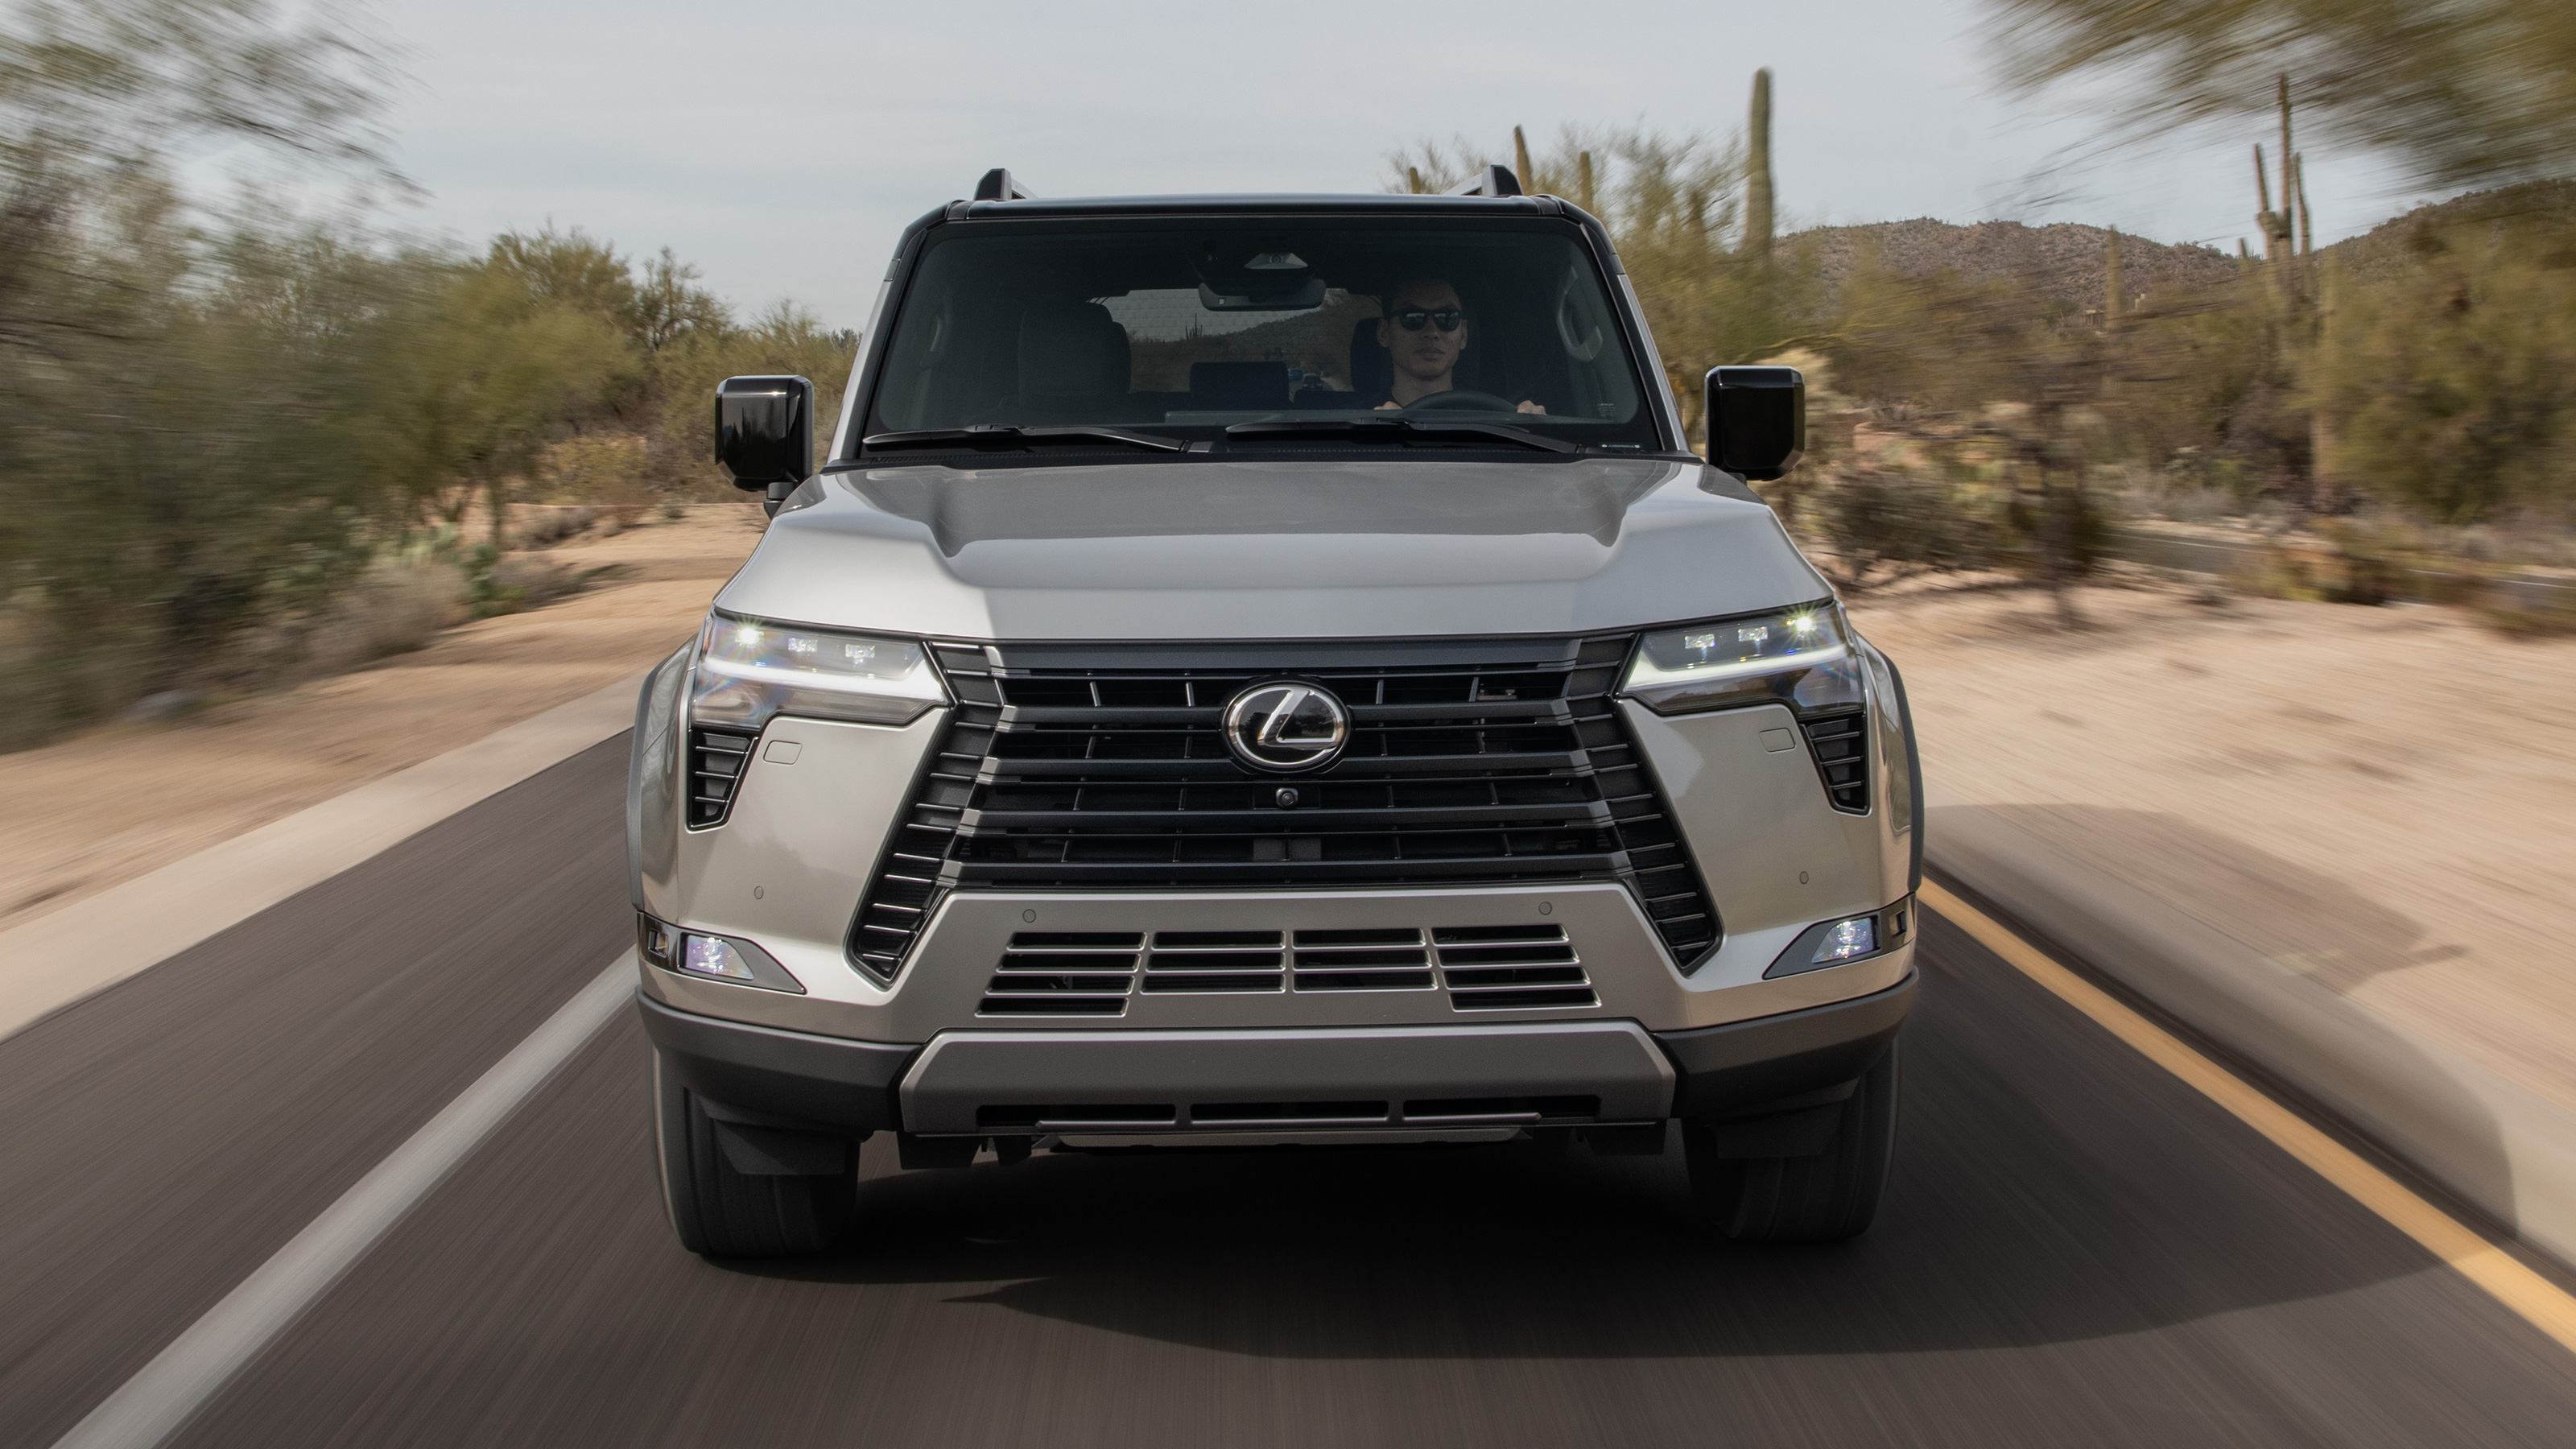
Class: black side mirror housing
713,375,815,493
1705,365,1806,481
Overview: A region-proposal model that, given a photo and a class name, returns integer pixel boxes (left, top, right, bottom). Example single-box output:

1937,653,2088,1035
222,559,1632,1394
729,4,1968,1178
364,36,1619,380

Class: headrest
1348,318,1390,404
1018,301,1130,402
1190,361,1288,408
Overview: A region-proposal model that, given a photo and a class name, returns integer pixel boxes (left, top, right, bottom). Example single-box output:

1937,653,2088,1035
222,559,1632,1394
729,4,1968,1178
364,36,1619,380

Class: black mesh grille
844,634,1724,982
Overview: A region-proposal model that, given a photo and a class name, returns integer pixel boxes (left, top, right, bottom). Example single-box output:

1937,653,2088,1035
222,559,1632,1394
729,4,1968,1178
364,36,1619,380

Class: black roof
947,192,1555,219
923,187,1623,273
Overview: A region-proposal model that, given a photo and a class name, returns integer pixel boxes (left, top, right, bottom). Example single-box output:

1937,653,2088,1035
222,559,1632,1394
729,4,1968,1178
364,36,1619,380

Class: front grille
1801,711,1869,813
687,729,757,828
975,923,1595,1016
852,634,1724,982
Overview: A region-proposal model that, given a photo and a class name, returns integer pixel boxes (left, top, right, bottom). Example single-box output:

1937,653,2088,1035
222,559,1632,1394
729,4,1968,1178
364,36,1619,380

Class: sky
349,0,2451,328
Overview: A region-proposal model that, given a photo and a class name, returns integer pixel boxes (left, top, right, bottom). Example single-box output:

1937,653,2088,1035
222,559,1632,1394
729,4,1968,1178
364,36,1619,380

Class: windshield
857,218,1659,455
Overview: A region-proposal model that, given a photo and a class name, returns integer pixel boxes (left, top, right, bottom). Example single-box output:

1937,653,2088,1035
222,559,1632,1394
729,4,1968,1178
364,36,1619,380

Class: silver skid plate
899,1020,1676,1134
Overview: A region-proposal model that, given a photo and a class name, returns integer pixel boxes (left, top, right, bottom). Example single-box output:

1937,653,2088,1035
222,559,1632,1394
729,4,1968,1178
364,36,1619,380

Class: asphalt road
6,737,2576,1447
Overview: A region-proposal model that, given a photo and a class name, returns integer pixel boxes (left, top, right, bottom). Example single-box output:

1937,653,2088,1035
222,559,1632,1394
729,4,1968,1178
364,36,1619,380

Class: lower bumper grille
976,925,1594,1017
852,634,1724,981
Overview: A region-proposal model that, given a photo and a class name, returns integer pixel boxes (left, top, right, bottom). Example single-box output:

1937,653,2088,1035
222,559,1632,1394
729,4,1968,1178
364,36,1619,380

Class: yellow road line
1919,879,2576,1357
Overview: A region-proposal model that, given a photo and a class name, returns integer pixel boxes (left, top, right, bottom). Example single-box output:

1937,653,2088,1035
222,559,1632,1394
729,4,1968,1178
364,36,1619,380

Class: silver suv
630,166,1920,1257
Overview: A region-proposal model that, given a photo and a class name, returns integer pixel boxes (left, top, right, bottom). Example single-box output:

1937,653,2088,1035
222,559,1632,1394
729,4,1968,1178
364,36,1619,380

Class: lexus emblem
1222,681,1349,773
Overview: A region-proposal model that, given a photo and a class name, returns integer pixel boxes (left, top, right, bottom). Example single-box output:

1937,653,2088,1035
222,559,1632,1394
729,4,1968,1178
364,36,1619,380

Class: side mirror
1704,365,1805,481
713,375,815,493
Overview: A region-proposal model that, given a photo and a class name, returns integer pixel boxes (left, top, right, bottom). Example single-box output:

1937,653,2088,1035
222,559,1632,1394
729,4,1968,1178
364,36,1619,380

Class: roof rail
973,167,1034,201
1447,164,1524,199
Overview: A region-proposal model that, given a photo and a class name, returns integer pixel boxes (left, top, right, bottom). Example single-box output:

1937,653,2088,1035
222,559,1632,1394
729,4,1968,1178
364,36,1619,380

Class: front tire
654,1052,854,1257
1683,1042,1899,1243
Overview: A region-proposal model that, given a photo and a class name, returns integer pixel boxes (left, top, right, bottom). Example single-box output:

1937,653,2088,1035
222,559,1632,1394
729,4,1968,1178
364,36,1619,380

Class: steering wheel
1402,390,1521,414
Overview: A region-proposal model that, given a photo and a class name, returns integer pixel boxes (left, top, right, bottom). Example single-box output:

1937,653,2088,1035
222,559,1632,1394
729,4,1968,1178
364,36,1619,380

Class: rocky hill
2306,180,2576,286
1788,180,2576,310
1789,217,2240,310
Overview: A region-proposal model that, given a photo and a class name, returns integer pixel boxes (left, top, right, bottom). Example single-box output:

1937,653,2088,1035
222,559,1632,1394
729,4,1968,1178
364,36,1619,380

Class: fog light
1812,915,1877,964
683,934,755,980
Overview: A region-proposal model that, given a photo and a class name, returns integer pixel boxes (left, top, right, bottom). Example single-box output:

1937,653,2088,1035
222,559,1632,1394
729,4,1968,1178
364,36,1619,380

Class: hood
714,456,1832,641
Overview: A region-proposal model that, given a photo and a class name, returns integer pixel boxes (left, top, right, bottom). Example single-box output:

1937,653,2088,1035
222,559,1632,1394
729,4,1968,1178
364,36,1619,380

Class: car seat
1016,301,1131,421
1348,319,1391,407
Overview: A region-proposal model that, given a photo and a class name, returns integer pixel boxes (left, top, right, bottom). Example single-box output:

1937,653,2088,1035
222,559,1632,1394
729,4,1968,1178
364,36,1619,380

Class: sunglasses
1389,306,1464,332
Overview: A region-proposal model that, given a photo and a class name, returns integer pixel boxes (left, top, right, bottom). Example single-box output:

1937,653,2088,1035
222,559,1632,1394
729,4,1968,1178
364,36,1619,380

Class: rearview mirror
1704,365,1805,481
713,375,815,492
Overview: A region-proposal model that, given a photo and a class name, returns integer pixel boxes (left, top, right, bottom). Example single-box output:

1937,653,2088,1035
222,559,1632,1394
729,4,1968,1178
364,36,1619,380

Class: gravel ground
1851,577,2576,1115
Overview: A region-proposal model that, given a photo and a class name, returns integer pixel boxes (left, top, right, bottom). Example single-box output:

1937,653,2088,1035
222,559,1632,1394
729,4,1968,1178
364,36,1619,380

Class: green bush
2311,217,2576,525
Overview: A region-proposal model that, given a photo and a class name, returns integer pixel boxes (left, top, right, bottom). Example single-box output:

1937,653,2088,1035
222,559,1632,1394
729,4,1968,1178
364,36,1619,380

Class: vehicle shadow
730,927,2448,1360
1930,796,2550,1266
1982,803,2461,995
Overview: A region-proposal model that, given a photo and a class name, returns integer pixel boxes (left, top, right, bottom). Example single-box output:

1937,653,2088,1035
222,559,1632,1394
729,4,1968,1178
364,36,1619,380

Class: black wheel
654,1052,854,1257
1684,1042,1899,1244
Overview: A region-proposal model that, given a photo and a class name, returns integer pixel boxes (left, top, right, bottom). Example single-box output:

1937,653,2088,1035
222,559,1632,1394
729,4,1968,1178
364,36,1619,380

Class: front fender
629,645,689,914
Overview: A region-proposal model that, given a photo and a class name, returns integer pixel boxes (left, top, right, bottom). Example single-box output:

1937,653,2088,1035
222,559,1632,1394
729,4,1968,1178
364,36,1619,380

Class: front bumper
638,968,1915,1137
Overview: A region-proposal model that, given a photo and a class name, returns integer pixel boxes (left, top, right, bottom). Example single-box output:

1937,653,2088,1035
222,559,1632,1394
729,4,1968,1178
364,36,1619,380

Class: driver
1373,277,1545,414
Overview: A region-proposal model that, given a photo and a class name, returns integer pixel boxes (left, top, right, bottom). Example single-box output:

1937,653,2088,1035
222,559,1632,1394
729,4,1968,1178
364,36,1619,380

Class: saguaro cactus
2255,143,2283,263
2105,226,2125,332
1744,68,1774,262
2275,74,2300,298
2295,153,2313,257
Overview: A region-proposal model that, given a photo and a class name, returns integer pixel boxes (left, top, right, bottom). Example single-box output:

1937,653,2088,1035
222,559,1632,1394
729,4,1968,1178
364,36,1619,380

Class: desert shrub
287,549,470,676
1805,465,2000,588
2310,217,2576,525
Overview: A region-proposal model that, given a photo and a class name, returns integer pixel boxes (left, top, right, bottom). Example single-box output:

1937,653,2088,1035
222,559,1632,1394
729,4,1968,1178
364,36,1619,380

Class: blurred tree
365,260,630,543
1986,0,2576,191
630,246,729,353
0,0,402,740
2309,212,2576,522
486,226,635,325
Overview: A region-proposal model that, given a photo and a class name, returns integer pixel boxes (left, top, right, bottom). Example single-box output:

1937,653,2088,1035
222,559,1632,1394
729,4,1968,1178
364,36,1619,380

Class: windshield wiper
852,424,1186,458
1222,418,1576,453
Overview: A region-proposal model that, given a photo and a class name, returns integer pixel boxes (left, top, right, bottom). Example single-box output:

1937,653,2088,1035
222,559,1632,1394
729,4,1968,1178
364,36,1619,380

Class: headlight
688,610,947,730
1621,602,1865,716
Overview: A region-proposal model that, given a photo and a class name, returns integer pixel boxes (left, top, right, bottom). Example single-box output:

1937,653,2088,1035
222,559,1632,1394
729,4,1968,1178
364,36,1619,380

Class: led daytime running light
1621,602,1864,717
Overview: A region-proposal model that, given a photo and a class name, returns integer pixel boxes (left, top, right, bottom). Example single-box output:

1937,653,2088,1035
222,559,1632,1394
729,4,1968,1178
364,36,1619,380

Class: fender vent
687,729,757,828
1801,711,1869,813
